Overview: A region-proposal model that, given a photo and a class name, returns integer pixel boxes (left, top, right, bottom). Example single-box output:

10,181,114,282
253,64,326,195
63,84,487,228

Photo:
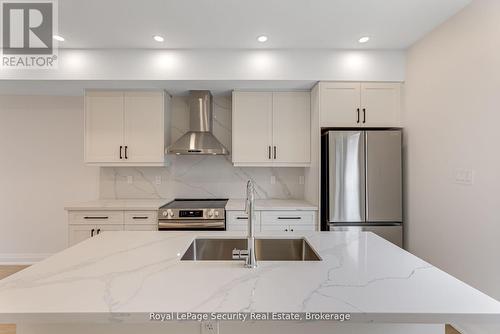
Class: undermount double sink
181,238,321,262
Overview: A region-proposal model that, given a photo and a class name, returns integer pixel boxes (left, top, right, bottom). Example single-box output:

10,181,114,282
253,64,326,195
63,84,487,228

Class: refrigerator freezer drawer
329,224,403,248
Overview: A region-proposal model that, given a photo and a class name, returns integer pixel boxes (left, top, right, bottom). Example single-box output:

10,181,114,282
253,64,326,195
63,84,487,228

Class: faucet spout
245,180,257,268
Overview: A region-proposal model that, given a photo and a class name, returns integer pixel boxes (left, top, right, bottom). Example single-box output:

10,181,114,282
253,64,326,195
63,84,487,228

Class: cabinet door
124,91,165,163
85,91,124,162
320,82,361,127
261,224,289,232
68,224,123,247
361,83,401,127
68,225,96,246
272,92,311,165
232,92,273,164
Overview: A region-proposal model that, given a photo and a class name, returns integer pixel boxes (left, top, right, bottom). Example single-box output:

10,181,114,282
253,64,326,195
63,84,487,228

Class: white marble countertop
0,231,499,324
64,199,172,211
226,199,317,211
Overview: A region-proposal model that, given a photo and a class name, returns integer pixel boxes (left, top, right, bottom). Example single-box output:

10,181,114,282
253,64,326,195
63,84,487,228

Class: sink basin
181,238,321,261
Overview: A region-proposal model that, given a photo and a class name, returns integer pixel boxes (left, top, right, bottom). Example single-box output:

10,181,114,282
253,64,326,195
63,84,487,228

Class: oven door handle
158,221,225,229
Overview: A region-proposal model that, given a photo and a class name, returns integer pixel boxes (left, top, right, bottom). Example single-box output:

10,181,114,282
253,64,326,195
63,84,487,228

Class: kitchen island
0,231,499,334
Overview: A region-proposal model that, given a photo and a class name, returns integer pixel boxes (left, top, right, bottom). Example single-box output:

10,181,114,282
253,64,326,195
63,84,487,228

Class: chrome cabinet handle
119,146,123,159
273,146,277,159
97,229,101,234
132,216,148,220
356,108,360,123
90,229,95,237
236,217,248,220
124,146,128,159
363,108,366,124
268,146,271,159
83,216,108,220
277,217,302,220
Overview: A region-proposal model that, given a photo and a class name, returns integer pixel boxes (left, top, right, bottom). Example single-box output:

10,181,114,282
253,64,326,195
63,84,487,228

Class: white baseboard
0,253,53,265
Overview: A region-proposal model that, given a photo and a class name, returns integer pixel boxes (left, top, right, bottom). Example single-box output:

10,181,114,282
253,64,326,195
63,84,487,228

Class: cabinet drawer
124,211,157,225
226,211,261,232
68,211,124,225
261,211,315,225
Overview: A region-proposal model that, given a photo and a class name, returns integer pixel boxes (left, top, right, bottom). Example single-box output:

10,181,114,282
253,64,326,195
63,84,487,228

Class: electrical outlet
454,169,474,185
126,175,133,184
155,175,162,185
299,175,305,185
270,176,276,185
201,321,219,334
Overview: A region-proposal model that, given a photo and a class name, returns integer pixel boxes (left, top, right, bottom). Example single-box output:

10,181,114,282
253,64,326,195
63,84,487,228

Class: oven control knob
162,211,168,217
208,209,214,218
214,211,219,217
168,210,174,217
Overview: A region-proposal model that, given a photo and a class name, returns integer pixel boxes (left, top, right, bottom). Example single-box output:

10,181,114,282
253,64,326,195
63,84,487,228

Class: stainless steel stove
158,199,228,230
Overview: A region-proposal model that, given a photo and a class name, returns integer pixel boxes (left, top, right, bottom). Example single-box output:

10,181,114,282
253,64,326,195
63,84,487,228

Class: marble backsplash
99,95,305,200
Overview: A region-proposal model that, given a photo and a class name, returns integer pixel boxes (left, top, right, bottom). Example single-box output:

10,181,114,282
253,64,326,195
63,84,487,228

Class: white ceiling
57,0,471,49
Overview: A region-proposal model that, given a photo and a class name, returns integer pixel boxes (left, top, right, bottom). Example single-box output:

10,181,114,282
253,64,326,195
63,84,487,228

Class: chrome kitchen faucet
232,180,257,268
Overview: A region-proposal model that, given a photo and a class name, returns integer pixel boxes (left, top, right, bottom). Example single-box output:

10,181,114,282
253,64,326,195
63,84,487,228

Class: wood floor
0,265,462,334
0,266,29,334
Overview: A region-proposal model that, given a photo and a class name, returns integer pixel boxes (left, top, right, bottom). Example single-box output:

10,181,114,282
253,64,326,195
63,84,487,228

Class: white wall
0,49,405,82
405,0,500,312
0,96,99,263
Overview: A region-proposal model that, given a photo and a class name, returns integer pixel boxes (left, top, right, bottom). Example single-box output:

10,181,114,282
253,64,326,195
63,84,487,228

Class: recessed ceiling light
358,36,370,44
153,35,165,42
257,35,268,43
53,35,64,42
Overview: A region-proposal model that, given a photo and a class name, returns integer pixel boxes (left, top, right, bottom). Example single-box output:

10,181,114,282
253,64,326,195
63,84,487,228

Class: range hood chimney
167,90,229,155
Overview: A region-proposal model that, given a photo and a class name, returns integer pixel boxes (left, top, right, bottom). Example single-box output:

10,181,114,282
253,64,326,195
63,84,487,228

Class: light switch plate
454,169,474,185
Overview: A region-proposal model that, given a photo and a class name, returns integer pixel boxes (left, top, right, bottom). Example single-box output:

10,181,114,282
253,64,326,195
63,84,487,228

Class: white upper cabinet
272,92,311,164
360,83,401,127
85,90,169,166
123,91,165,163
232,91,311,167
320,82,361,127
319,82,401,128
231,92,273,164
85,91,124,163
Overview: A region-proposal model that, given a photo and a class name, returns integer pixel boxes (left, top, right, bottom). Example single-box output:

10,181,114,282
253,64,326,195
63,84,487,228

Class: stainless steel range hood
167,90,229,155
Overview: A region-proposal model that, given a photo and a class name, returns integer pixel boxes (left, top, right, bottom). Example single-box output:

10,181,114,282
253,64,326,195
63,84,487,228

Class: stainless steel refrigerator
321,130,403,247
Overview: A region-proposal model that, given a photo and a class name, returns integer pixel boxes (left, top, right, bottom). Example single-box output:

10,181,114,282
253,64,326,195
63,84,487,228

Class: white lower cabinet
226,211,262,232
261,211,316,233
226,210,316,233
68,224,123,246
68,209,158,246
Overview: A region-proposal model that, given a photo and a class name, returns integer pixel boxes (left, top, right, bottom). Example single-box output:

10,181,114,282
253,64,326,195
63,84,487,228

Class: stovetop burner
160,198,228,209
